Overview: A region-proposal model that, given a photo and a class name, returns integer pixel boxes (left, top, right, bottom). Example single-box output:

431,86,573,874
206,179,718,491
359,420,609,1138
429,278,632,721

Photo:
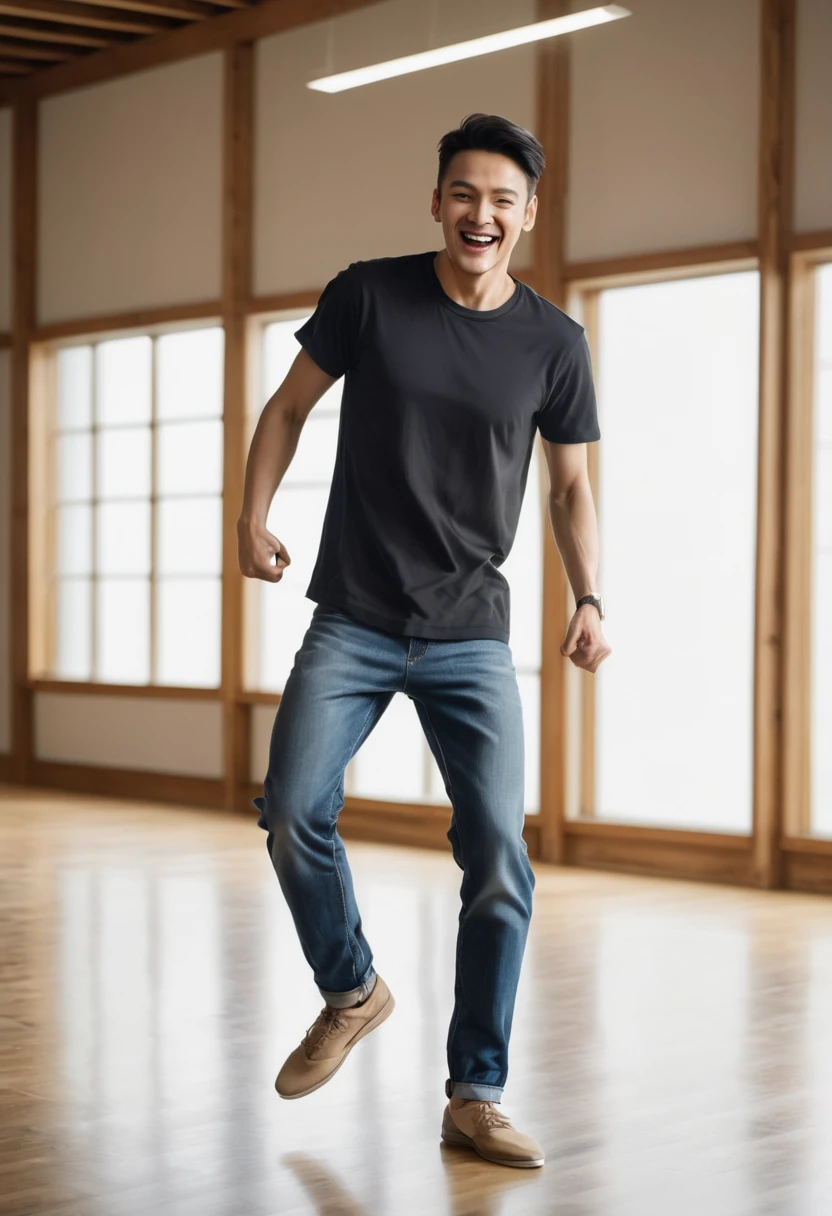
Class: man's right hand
237,518,291,583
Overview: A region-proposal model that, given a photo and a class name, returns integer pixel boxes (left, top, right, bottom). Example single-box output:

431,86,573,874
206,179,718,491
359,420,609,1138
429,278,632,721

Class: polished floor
2,784,832,1216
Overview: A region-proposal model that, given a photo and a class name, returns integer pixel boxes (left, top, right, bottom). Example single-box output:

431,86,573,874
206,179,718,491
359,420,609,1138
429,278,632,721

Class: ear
523,194,538,232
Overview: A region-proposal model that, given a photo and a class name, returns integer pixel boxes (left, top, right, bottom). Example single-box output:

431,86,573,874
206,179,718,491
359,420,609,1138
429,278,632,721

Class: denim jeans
252,602,535,1103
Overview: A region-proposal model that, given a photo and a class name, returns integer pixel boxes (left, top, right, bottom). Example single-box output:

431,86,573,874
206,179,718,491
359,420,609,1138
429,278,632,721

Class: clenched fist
237,518,291,583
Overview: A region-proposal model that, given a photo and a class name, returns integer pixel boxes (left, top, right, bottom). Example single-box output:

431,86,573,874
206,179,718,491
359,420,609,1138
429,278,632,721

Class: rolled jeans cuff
318,966,377,1009
445,1078,504,1103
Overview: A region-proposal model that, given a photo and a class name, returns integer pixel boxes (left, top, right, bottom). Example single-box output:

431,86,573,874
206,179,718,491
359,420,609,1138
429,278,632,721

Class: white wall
34,693,224,778
253,0,537,294
38,53,224,324
0,107,11,332
794,0,832,232
567,0,760,261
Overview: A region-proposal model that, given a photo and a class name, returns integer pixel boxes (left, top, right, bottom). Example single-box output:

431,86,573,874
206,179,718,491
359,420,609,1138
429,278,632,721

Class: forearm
546,482,600,602
238,397,304,527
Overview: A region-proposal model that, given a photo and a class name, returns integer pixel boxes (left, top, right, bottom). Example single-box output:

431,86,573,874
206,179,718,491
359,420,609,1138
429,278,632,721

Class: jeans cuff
445,1079,504,1102
318,966,377,1009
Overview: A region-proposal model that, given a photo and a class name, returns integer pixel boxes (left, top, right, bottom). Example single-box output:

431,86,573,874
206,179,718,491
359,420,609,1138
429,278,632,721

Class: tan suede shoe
275,975,395,1099
441,1099,545,1168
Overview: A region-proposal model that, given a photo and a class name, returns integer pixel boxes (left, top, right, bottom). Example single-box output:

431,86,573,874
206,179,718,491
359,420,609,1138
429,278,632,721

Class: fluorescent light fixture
307,4,631,94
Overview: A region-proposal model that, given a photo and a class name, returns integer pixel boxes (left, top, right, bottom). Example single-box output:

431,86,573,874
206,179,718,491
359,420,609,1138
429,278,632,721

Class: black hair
436,113,545,207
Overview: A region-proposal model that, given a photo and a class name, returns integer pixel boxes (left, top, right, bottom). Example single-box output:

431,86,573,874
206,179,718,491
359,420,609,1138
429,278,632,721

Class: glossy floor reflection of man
280,1144,543,1216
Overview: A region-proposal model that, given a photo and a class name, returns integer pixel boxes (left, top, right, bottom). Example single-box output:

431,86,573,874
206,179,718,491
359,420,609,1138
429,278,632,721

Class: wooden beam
0,19,112,47
10,94,36,786
75,0,217,20
3,0,387,100
220,42,252,812
564,239,759,286
0,40,72,61
535,0,571,865
33,299,222,342
0,2,171,35
752,0,795,887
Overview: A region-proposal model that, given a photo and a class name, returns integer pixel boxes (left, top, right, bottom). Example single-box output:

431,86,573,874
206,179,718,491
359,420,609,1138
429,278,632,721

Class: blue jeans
252,603,535,1103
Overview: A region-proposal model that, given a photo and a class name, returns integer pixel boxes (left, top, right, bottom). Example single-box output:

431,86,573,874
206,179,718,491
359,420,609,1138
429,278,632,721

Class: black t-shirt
293,250,600,643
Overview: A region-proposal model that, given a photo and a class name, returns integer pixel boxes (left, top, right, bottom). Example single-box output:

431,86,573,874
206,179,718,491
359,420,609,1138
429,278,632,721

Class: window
247,316,543,812
812,264,832,837
49,326,225,687
586,270,760,832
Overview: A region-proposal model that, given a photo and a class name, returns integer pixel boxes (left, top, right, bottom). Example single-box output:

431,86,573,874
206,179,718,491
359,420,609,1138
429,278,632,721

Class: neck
434,249,516,312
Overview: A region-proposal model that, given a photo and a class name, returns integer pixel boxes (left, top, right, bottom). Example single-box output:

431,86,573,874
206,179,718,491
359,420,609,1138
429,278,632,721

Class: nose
468,199,495,228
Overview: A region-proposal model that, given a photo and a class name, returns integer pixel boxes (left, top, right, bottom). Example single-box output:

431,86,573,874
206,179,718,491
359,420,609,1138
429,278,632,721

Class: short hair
436,113,545,207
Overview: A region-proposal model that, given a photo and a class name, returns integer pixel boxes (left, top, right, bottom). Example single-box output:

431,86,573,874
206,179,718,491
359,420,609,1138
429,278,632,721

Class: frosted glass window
97,427,151,500
348,693,425,803
157,579,221,688
50,327,224,687
97,579,150,684
56,346,92,430
157,420,223,496
96,502,151,576
56,504,92,576
56,432,93,503
96,337,152,426
518,673,540,815
56,579,91,679
156,327,224,421
259,588,315,693
157,497,222,577
811,264,832,838
500,443,543,674
280,413,340,486
591,271,759,833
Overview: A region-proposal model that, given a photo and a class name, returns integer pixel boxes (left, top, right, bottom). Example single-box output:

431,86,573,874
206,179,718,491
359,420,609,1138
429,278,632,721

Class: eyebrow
448,179,519,198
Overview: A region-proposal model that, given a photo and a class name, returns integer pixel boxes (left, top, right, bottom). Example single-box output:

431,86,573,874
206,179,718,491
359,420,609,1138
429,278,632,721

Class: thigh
408,640,526,851
263,607,397,815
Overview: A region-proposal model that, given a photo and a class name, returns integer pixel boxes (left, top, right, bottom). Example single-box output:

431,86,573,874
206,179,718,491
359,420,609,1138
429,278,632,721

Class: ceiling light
307,5,631,94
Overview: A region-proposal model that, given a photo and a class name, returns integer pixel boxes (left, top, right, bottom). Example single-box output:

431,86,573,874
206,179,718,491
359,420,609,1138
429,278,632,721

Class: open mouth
460,232,499,250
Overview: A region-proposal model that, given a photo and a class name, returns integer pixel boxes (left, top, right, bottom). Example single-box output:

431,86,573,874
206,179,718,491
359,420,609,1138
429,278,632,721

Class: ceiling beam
0,19,113,46
0,39,73,59
0,1,172,35
71,0,224,20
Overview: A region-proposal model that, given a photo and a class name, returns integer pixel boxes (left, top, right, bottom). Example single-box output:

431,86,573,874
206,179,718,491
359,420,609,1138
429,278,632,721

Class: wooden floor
2,786,832,1216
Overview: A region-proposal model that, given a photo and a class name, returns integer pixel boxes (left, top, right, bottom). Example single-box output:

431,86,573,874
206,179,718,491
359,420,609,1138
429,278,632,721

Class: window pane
812,264,832,837
96,502,151,576
261,317,344,415
56,504,92,575
349,692,424,802
266,485,328,595
157,420,223,496
281,413,340,486
257,587,314,694
96,579,150,683
57,347,92,430
55,578,91,679
157,497,222,576
157,327,224,421
156,578,221,687
56,432,92,503
96,337,152,426
500,440,542,673
518,672,540,815
591,271,759,833
97,427,151,500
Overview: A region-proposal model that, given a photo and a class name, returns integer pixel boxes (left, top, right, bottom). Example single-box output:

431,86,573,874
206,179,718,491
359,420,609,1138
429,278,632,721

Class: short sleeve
294,263,362,380
535,330,601,443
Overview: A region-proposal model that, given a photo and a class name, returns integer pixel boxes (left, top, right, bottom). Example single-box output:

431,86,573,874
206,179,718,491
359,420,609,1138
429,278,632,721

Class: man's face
430,149,537,274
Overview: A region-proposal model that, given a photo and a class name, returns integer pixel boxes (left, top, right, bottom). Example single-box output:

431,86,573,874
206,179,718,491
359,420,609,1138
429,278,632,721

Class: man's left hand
560,605,612,674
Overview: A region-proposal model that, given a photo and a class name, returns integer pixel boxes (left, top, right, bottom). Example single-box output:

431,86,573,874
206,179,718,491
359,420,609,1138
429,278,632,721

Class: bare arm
541,437,611,673
237,347,336,582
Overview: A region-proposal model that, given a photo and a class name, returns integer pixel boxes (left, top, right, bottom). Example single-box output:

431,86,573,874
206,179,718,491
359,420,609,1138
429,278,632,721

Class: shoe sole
275,990,396,1100
441,1125,545,1169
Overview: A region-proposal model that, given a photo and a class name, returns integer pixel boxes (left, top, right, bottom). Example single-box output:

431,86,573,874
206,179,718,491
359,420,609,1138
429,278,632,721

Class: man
238,113,611,1171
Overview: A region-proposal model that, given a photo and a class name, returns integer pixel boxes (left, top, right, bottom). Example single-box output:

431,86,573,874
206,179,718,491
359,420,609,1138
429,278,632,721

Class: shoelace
302,1005,349,1051
461,1101,515,1132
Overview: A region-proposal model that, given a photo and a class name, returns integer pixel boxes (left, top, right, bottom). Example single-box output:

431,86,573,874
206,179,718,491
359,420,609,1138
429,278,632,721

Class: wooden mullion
535,0,570,864
10,94,36,785
221,40,252,812
751,0,795,888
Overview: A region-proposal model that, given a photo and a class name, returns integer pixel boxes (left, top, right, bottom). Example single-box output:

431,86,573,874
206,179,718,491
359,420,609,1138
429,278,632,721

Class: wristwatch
576,592,605,620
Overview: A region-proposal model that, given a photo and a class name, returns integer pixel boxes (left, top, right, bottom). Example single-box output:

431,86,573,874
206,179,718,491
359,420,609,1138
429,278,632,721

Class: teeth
463,233,495,243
